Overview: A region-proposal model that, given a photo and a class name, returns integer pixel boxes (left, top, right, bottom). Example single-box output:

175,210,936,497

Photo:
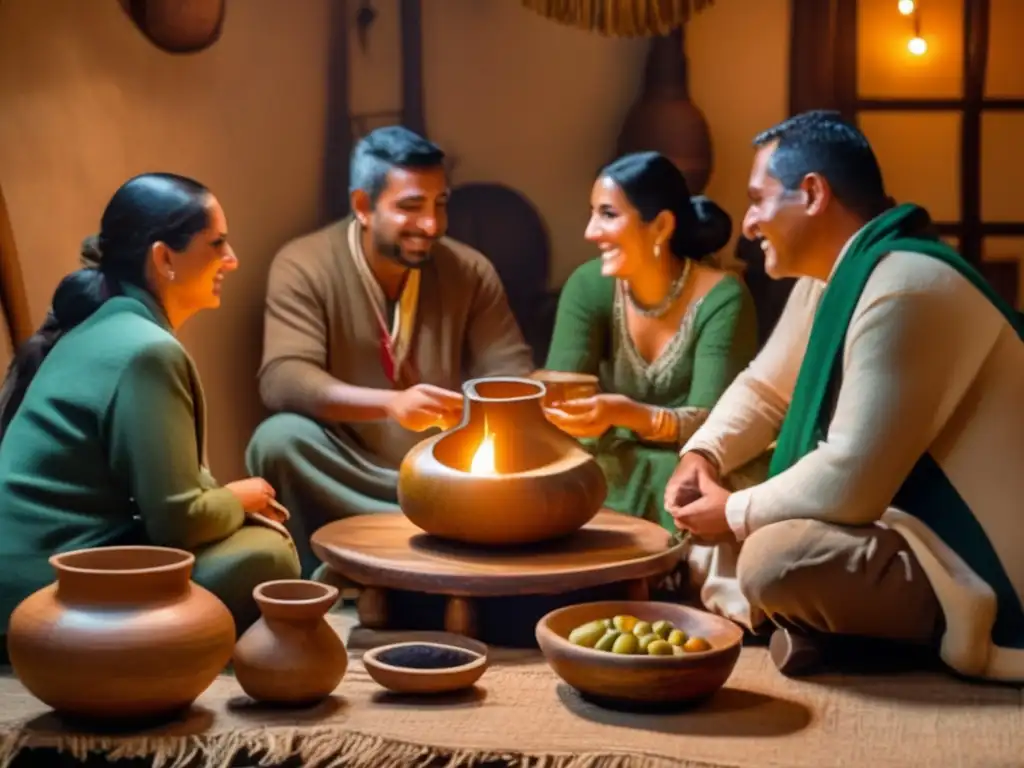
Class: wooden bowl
362,633,489,695
535,601,743,710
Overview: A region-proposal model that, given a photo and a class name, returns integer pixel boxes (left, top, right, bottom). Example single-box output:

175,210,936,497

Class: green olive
651,620,673,639
601,617,614,629
611,633,640,655
646,639,675,656
594,630,621,652
666,629,688,646
568,621,608,648
672,645,687,656
637,633,660,651
632,620,653,637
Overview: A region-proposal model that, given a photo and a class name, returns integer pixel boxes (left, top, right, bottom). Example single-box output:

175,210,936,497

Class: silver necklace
625,259,691,319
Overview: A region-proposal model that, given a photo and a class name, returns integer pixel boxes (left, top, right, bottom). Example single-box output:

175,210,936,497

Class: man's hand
664,451,733,541
385,383,464,432
669,480,733,540
544,394,640,439
664,451,720,513
224,477,277,513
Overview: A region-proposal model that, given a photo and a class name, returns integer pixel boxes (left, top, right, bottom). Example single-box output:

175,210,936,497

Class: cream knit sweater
683,243,1024,681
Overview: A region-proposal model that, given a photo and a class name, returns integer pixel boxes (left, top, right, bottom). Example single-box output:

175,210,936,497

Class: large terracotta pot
7,546,235,721
617,27,713,194
398,377,607,546
232,580,348,705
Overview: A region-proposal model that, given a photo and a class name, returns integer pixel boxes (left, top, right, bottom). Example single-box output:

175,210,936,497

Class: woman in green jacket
544,152,759,532
0,173,300,641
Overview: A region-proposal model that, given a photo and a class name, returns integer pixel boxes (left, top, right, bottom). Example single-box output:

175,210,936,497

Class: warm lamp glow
470,425,496,475
908,36,927,55
897,0,915,15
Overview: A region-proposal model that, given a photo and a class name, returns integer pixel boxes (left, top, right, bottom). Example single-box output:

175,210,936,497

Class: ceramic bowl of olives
535,601,743,710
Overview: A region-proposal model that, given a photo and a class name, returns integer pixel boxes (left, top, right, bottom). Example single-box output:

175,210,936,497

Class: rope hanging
520,0,715,37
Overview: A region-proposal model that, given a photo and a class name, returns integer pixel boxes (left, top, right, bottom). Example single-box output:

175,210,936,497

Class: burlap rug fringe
0,725,728,768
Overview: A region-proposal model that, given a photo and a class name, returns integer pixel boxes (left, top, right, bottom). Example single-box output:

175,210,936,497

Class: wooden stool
311,510,685,641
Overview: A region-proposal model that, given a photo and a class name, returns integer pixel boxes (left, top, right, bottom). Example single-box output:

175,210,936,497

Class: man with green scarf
664,111,1024,682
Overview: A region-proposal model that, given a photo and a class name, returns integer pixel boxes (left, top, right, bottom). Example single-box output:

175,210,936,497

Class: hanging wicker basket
520,0,714,37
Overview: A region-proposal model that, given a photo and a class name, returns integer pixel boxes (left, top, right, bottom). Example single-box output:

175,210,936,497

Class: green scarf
768,202,1024,647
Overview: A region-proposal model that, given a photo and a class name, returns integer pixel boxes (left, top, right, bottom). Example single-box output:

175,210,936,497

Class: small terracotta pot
530,370,600,407
7,546,235,722
398,377,607,546
232,580,347,706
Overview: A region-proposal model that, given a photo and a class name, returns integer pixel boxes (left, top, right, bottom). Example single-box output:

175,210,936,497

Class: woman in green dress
544,152,759,532
0,173,300,641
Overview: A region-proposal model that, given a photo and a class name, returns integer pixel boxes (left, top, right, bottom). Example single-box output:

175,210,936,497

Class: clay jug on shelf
617,26,712,194
7,546,235,722
118,0,226,54
232,580,347,706
398,377,607,546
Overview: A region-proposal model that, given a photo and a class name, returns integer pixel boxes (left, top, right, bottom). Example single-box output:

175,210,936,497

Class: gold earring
168,270,176,281
654,243,662,260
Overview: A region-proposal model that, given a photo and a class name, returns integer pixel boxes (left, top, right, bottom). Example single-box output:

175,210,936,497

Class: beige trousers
688,518,943,645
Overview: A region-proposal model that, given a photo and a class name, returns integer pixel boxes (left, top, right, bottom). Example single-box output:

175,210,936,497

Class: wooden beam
320,0,353,224
934,222,1024,237
0,183,32,346
855,97,1024,111
960,0,990,265
399,0,426,137
787,0,836,115
833,0,858,121
786,0,857,119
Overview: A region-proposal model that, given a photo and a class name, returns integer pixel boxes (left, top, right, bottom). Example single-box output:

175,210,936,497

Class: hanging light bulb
908,36,928,55
898,0,916,15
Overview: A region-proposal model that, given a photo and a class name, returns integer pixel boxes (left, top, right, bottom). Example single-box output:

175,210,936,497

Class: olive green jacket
0,284,244,629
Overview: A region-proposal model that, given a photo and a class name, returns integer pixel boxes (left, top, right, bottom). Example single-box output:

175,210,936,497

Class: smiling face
742,142,836,280
741,144,810,279
158,195,238,317
584,176,665,279
357,165,449,269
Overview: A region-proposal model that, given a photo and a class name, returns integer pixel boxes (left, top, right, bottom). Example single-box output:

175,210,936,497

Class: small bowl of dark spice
362,633,489,695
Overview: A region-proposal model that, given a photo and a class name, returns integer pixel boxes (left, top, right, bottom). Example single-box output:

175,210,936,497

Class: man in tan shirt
665,111,1024,682
246,126,533,575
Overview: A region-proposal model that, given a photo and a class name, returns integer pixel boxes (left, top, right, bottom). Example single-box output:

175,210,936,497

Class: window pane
859,112,961,222
983,237,1024,310
857,0,963,99
981,114,1024,221
986,0,1024,97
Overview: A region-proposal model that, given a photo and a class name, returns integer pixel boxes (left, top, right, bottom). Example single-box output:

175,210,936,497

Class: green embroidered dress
546,258,758,530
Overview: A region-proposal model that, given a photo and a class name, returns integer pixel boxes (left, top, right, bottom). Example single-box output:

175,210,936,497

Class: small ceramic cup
530,370,600,408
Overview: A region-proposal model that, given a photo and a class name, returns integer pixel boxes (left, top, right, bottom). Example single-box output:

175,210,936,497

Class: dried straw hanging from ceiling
520,0,714,37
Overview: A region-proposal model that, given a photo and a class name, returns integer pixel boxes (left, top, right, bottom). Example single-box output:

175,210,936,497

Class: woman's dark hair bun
685,195,733,259
50,269,109,329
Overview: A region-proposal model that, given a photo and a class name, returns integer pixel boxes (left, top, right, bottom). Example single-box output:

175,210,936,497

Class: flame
470,423,496,475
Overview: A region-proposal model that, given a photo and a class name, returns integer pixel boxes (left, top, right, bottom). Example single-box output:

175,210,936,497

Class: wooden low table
311,509,685,640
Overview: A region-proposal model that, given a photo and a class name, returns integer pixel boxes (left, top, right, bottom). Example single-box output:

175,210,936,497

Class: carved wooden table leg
626,577,650,601
444,596,478,637
357,587,389,629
